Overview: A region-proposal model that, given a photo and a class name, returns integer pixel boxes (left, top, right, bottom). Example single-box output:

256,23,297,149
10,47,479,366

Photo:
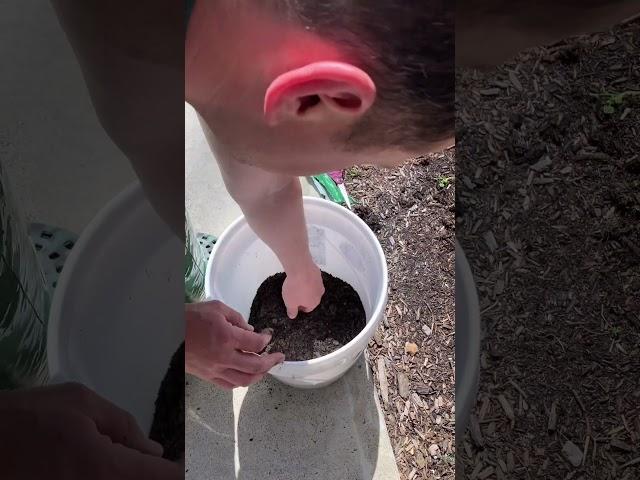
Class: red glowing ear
263,61,376,126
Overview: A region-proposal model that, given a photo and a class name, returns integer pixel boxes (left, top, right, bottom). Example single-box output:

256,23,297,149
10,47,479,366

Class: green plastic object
184,212,207,303
28,223,77,291
196,233,217,261
0,162,50,389
311,173,346,204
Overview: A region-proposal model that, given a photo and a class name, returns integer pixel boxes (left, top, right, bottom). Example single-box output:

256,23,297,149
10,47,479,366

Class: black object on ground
149,342,185,462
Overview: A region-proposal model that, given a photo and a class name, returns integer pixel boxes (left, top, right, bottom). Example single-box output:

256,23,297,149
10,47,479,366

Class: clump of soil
248,272,366,361
353,204,382,232
149,342,184,463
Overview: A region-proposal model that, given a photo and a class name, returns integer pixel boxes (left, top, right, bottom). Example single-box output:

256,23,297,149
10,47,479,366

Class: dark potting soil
149,342,184,463
248,271,366,361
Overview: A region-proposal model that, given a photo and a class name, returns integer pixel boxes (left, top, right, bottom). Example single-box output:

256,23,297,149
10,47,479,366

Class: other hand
282,261,325,319
185,300,285,389
0,383,181,479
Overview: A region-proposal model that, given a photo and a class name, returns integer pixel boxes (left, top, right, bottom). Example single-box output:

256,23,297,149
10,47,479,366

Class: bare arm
198,119,324,318
218,159,313,274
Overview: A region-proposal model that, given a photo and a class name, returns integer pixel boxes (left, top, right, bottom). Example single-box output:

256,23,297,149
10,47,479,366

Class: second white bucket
205,196,388,388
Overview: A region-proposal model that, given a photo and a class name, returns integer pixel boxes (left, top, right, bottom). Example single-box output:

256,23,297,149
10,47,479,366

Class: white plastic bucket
47,183,184,433
455,240,481,442
205,196,388,388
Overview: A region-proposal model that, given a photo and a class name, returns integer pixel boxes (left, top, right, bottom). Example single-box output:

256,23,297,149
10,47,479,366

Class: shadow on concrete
237,356,381,480
185,374,236,480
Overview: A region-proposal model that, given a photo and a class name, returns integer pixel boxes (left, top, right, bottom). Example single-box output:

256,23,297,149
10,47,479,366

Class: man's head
186,1,454,175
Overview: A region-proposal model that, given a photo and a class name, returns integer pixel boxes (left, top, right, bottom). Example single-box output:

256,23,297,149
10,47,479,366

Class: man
184,0,454,387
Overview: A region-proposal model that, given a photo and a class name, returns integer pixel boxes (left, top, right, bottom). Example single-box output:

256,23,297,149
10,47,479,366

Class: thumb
286,305,299,319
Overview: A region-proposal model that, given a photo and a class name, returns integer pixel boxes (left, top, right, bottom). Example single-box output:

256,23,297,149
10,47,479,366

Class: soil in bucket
249,272,366,361
149,342,184,463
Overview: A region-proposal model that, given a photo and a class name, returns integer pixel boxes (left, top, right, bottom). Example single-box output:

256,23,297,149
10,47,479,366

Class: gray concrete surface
1,0,135,233
185,104,242,236
186,357,399,480
185,108,400,480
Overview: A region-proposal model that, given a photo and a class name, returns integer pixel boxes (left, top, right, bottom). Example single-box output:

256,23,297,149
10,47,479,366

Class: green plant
437,176,452,189
591,90,640,114
347,167,360,179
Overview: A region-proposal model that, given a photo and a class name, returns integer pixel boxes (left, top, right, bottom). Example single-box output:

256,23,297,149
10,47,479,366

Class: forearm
235,178,314,275
195,113,315,275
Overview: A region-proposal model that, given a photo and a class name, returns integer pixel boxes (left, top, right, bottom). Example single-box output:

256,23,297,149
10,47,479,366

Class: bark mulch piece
457,19,640,480
346,151,456,480
249,271,366,361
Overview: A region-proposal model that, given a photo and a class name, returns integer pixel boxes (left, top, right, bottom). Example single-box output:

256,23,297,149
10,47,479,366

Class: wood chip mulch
457,19,640,480
346,150,456,480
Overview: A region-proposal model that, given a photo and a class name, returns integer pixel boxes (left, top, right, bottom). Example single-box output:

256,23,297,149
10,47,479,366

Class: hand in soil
250,272,366,361
185,300,285,389
282,261,325,319
0,383,182,479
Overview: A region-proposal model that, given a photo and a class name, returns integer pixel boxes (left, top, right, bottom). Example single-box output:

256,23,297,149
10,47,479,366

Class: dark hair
274,1,454,150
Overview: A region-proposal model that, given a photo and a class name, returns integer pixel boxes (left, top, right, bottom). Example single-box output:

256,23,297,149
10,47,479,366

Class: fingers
286,305,299,319
232,326,272,353
285,298,321,319
223,308,254,331
109,442,183,480
96,403,163,457
209,300,254,331
229,351,285,375
66,384,163,457
287,304,318,318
